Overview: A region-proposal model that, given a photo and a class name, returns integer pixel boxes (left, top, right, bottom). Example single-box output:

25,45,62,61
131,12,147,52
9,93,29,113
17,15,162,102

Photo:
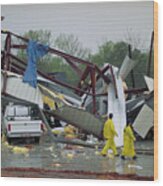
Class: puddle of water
1,139,154,177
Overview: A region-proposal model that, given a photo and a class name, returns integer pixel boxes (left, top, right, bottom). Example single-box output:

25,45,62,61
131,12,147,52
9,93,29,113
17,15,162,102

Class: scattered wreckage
1,30,154,147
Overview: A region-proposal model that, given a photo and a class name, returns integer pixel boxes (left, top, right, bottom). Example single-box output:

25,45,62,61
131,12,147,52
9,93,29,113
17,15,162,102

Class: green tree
91,41,153,88
91,41,128,68
54,33,91,60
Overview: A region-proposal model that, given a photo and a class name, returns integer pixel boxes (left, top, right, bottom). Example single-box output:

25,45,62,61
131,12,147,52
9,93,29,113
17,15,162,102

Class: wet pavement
1,134,154,180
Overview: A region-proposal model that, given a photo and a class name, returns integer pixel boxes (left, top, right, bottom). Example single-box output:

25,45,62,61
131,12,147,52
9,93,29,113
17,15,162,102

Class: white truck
3,104,44,143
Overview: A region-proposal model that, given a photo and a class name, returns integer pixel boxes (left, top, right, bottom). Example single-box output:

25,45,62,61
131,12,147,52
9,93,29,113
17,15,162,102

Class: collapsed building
1,30,154,147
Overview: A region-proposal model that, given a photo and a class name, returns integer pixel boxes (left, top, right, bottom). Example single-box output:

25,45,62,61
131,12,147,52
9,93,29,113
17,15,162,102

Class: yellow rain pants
101,119,118,156
121,125,136,157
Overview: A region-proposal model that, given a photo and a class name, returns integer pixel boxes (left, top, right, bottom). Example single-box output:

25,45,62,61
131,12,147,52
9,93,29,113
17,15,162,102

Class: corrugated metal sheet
119,55,137,80
146,94,154,110
133,104,153,138
37,76,82,104
1,71,43,108
126,97,145,113
51,105,104,138
144,75,154,92
38,84,71,106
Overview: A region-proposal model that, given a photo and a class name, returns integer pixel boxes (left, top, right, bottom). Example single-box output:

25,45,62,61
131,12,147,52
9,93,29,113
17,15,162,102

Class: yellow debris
66,153,74,159
43,95,55,109
64,125,76,134
12,146,29,154
65,134,77,139
52,129,63,135
57,94,64,100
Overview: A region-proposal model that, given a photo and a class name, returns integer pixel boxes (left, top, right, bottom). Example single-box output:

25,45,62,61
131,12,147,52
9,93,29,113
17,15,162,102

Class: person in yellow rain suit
101,113,119,156
121,122,137,160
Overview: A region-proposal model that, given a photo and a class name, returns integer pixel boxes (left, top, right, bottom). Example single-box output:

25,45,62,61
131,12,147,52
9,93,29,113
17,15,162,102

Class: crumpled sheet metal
133,104,154,138
1,71,43,108
144,76,154,92
119,55,137,80
51,106,104,139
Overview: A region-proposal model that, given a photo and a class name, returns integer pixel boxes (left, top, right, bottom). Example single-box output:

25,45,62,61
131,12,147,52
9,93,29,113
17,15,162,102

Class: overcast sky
1,1,154,53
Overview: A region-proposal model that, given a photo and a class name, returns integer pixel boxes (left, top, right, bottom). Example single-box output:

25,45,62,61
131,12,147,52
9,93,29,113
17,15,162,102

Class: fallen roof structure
47,105,104,139
1,30,112,114
1,30,154,146
133,104,154,138
1,71,43,108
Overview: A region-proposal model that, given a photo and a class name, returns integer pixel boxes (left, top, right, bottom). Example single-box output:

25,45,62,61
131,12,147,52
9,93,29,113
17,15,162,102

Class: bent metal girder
1,30,117,114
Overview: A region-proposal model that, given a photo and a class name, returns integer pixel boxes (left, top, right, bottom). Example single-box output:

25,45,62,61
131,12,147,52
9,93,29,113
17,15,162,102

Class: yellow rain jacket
122,125,136,157
103,119,118,139
101,119,118,156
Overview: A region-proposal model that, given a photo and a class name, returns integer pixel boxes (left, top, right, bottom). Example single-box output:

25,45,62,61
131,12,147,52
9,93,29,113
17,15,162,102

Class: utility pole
128,44,135,88
147,31,154,77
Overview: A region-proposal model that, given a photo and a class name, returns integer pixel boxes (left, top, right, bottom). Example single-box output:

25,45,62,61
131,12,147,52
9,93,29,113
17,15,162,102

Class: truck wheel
34,137,40,144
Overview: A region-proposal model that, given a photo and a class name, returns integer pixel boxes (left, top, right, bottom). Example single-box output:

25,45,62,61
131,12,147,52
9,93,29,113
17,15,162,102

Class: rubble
1,30,154,179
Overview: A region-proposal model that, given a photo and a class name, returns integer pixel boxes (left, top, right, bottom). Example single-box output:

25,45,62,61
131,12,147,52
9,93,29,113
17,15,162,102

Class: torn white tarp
107,67,126,147
119,55,137,80
133,104,154,138
144,76,154,92
1,71,43,108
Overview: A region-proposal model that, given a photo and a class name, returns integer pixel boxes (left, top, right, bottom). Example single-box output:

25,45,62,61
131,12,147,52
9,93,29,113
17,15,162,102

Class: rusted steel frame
128,44,135,88
11,62,25,72
78,64,111,97
77,66,91,89
90,68,97,114
48,48,94,67
95,65,110,84
125,87,148,94
110,66,118,98
8,53,26,65
5,30,94,67
2,71,8,94
4,33,11,70
38,70,107,97
11,44,27,49
10,61,25,75
2,30,29,42
10,65,24,75
76,67,97,97
10,54,109,97
147,31,154,76
11,42,94,66
64,57,83,77
11,44,111,85
7,53,104,97
9,34,112,86
1,51,5,69
96,64,110,82
2,33,11,94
